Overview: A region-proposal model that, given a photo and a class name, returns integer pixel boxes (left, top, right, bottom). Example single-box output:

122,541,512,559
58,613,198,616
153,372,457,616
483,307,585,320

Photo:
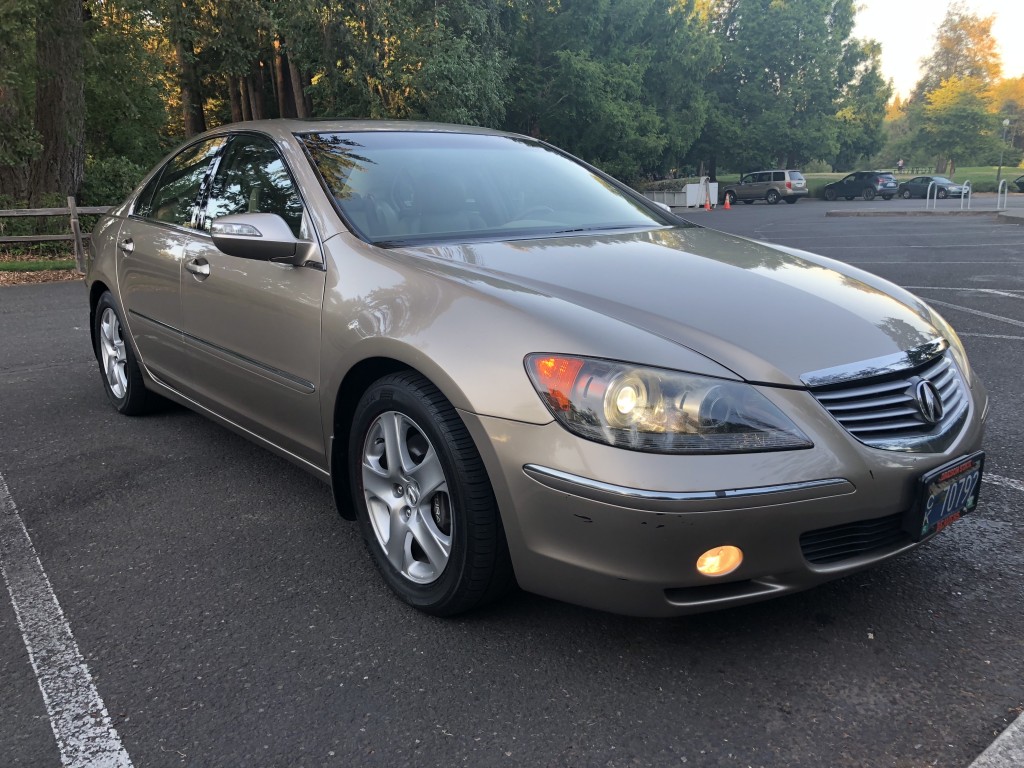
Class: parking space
2,204,1024,767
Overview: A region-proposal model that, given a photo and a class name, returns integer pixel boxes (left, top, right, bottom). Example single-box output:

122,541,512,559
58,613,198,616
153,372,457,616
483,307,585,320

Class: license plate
906,452,984,541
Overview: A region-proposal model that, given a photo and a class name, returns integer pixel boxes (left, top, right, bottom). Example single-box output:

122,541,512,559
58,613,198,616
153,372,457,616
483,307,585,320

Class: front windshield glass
300,131,677,245
933,177,954,184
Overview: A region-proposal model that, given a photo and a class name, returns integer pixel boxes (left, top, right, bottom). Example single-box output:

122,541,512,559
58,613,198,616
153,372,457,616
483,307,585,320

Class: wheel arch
88,280,113,357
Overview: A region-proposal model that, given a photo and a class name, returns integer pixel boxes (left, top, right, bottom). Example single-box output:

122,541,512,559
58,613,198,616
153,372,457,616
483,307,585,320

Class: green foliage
0,1,42,196
832,40,892,170
80,156,148,205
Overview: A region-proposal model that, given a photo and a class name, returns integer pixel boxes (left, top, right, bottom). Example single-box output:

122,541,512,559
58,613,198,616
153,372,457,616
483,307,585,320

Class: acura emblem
914,380,944,425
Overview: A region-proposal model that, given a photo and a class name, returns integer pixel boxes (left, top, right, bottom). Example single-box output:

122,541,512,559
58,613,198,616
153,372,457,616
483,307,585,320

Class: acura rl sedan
86,121,987,617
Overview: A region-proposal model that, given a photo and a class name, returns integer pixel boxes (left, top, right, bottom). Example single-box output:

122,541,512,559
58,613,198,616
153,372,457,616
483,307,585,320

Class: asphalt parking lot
2,198,1023,767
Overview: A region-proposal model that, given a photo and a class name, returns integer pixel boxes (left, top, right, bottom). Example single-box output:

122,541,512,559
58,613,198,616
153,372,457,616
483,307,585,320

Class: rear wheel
862,187,876,201
765,189,780,205
93,292,158,415
349,372,514,615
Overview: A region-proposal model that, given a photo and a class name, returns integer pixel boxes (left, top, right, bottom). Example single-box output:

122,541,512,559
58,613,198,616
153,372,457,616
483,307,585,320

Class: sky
852,0,1024,98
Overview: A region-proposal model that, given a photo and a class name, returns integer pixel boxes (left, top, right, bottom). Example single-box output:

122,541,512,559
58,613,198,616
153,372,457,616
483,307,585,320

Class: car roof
194,119,515,142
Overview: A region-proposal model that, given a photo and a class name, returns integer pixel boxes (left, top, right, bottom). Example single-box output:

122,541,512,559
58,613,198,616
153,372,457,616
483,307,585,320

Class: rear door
179,133,328,465
117,137,225,390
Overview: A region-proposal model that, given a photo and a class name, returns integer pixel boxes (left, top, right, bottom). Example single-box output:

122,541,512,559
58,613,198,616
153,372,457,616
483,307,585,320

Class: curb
824,209,1003,218
969,711,1024,767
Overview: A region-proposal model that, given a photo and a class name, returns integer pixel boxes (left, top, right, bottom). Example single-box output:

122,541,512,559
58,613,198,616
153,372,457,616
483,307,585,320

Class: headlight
926,307,974,387
525,355,812,454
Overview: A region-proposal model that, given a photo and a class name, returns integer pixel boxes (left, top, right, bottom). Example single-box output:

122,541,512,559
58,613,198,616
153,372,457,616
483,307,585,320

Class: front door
179,133,328,466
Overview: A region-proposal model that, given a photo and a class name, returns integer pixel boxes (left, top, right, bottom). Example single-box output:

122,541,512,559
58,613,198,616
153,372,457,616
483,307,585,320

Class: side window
204,134,304,238
740,174,753,184
843,174,856,183
146,138,225,228
772,171,785,182
134,170,165,219
754,172,769,183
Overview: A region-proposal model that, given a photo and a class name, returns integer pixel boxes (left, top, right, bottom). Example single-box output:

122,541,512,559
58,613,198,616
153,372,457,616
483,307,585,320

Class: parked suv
823,171,898,201
722,170,808,205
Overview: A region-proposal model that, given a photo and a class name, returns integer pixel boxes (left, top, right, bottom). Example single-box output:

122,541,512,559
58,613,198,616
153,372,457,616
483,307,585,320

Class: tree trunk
288,58,309,118
29,0,85,205
272,38,290,118
239,78,253,121
228,76,244,123
175,38,206,136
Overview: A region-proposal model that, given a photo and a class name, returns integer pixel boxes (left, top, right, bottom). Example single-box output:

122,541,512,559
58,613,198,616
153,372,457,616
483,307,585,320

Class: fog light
696,546,743,577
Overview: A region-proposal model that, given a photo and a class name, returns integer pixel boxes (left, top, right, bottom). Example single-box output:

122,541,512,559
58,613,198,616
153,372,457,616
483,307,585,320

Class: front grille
810,351,967,450
800,512,909,564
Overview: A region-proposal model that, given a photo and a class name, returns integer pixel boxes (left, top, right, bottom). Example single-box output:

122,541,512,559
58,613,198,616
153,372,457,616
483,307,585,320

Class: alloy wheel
361,411,453,584
99,307,128,399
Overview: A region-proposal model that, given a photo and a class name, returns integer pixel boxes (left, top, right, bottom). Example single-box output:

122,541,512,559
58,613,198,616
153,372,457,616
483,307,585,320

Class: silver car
86,120,987,617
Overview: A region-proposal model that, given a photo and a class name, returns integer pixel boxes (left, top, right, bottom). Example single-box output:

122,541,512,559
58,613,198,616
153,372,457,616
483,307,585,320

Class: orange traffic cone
723,196,731,210
704,198,711,211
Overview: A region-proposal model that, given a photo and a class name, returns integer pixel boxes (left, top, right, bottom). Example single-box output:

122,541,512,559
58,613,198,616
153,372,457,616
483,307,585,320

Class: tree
912,2,1001,100
506,0,715,181
832,39,892,170
919,77,995,175
0,1,41,200
692,0,862,174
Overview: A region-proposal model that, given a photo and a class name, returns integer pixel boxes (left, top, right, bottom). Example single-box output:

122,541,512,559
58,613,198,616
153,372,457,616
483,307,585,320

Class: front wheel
901,189,912,199
766,189,780,205
724,190,737,206
93,292,158,415
824,188,837,202
938,188,948,199
349,372,513,615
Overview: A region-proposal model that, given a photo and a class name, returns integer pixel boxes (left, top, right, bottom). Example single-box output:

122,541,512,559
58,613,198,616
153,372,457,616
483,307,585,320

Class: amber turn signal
696,546,743,577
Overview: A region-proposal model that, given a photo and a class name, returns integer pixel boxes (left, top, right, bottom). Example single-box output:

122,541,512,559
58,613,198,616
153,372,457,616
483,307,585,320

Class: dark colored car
1013,174,1024,193
823,171,899,201
721,170,808,205
898,176,967,199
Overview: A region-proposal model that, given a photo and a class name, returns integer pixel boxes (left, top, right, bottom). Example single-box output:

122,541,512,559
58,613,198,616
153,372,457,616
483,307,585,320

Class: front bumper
460,380,988,617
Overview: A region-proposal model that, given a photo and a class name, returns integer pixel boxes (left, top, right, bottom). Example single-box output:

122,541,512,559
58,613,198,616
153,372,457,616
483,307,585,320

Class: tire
349,372,514,616
882,195,893,201
93,291,158,415
766,189,780,205
724,190,737,205
938,188,948,199
901,189,912,199
784,197,798,204
824,188,837,202
862,187,876,201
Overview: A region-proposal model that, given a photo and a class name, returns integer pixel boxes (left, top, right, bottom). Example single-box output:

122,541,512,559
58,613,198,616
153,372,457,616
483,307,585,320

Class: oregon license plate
907,452,984,541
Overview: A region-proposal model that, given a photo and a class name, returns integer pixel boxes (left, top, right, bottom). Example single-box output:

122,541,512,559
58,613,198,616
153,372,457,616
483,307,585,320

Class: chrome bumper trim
523,464,851,511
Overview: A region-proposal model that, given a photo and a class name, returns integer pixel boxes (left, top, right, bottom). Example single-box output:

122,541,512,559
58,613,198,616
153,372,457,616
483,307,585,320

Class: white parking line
959,334,1024,341
985,473,1024,494
905,287,1024,299
0,473,133,768
922,299,1024,330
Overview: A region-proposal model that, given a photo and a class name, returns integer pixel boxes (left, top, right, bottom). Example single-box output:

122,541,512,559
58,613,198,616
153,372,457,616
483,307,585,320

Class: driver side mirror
210,213,316,266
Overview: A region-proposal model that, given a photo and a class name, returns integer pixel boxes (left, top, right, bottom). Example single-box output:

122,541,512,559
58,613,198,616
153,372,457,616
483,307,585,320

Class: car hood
407,227,940,387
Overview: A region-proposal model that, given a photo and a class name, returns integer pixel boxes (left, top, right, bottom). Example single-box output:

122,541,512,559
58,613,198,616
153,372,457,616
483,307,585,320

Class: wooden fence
0,197,111,274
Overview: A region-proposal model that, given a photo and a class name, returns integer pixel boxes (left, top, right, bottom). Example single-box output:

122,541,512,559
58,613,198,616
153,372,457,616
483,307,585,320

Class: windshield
300,131,676,245
933,177,954,185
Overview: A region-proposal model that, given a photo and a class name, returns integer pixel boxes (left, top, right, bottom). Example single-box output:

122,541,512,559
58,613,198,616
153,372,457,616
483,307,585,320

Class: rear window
788,171,805,181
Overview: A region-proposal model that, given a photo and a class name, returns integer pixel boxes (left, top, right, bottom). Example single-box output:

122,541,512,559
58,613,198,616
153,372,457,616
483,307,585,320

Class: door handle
119,237,134,255
185,258,210,278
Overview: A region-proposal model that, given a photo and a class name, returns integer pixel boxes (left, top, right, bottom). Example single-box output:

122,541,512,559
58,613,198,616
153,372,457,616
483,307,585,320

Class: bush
80,156,147,206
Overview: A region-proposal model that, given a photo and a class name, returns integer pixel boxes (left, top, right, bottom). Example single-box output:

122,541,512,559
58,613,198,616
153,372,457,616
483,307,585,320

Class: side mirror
210,213,316,266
